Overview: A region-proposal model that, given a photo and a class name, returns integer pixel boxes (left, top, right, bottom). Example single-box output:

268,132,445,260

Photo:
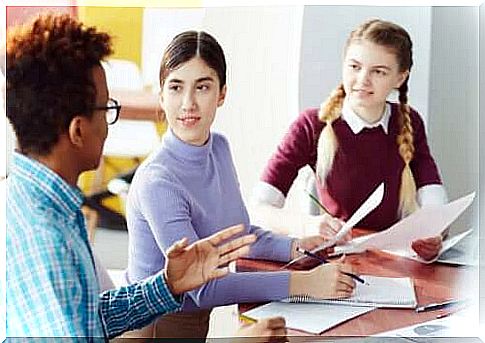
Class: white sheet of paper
243,302,374,334
437,228,478,266
384,228,474,264
334,192,475,257
311,182,385,254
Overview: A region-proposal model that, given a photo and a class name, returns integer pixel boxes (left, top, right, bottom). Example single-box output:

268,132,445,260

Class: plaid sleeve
99,271,182,339
6,227,88,338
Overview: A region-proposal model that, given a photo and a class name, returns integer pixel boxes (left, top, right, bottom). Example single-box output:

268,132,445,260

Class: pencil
305,190,331,214
296,246,368,285
239,314,257,324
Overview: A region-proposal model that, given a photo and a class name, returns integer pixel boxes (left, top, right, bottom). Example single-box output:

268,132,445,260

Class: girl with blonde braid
251,19,447,261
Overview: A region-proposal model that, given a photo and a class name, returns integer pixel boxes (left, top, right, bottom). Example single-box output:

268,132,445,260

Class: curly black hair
6,13,113,155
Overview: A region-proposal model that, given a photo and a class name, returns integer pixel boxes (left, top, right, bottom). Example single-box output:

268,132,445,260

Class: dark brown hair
159,31,226,89
6,13,113,155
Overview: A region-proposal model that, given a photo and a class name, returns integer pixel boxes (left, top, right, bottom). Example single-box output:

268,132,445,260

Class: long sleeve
100,272,182,339
247,223,294,261
131,174,291,310
409,109,443,188
261,109,322,197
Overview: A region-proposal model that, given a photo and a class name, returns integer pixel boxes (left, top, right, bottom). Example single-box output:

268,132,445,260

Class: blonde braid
316,84,346,184
396,80,418,217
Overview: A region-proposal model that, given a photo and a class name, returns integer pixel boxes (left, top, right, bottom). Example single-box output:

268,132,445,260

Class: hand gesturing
164,224,256,294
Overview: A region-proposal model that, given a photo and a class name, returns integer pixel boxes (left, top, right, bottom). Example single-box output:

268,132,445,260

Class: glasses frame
93,97,121,125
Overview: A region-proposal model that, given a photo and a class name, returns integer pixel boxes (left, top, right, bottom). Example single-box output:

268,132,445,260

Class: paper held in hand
333,192,476,262
283,183,385,268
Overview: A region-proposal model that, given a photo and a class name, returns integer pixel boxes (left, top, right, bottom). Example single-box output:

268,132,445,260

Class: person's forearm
100,273,182,339
184,270,290,309
247,224,294,262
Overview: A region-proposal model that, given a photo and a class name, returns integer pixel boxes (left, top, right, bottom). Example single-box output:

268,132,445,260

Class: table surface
237,230,475,337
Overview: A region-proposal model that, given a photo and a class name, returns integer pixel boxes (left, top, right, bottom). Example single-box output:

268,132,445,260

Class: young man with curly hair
4,14,288,340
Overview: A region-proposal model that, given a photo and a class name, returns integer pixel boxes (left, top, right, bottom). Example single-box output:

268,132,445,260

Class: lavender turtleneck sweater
125,129,293,310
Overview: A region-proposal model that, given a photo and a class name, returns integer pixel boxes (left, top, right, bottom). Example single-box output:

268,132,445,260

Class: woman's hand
303,214,351,243
290,256,355,300
291,236,332,261
411,235,442,261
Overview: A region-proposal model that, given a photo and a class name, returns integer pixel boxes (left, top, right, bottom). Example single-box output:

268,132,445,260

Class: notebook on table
283,275,417,309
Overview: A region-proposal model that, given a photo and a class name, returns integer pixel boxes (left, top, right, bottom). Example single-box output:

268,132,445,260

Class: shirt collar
341,99,391,134
11,152,85,216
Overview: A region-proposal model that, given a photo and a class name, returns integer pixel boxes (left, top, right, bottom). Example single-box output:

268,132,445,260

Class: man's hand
411,235,442,261
164,224,256,294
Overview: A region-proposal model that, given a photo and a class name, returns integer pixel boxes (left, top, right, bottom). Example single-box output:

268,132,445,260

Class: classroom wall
427,6,479,232
299,6,432,124
201,6,303,203
6,5,75,28
78,6,143,67
141,8,206,91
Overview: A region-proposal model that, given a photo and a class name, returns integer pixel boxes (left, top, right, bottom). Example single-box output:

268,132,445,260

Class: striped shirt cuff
146,272,183,315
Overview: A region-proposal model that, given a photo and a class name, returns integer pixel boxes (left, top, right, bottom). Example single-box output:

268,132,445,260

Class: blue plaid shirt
6,152,182,339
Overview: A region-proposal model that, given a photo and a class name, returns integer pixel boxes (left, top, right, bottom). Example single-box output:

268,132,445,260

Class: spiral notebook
283,275,417,308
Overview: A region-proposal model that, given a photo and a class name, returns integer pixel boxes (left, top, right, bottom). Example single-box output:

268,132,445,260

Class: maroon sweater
261,103,442,231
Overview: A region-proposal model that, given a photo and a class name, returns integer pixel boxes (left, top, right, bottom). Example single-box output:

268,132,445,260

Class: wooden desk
237,233,475,337
110,89,161,122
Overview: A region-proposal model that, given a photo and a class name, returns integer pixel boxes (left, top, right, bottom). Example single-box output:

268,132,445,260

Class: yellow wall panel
78,6,143,67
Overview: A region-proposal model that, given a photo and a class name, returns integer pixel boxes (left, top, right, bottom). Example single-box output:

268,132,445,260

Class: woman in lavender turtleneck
125,31,355,339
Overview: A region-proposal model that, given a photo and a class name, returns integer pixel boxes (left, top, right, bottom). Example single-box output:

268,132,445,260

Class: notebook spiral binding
285,294,319,303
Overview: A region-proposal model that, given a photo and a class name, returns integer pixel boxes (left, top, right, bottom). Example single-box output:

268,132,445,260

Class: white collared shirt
341,99,391,134
252,102,448,211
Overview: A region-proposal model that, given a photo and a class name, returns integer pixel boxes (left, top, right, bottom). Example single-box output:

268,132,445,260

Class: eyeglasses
93,98,121,125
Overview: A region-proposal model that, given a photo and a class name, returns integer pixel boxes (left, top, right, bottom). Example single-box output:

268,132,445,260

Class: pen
435,302,468,319
295,246,368,285
415,299,465,313
436,310,458,319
